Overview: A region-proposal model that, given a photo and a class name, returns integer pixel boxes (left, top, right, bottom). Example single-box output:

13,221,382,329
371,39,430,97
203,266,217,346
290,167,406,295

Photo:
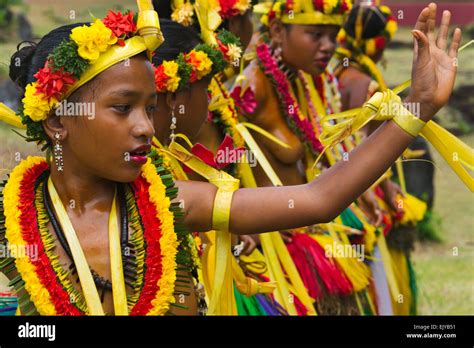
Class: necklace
46,176,127,315
42,176,133,303
256,42,323,155
2,156,180,316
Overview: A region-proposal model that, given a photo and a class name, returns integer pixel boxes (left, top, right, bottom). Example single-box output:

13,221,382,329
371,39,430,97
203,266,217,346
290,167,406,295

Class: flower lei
256,42,324,155
208,75,245,147
153,30,241,93
171,0,251,26
0,156,184,315
21,10,138,145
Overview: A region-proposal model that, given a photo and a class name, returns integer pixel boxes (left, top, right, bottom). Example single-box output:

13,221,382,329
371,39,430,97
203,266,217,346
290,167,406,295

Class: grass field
0,1,473,314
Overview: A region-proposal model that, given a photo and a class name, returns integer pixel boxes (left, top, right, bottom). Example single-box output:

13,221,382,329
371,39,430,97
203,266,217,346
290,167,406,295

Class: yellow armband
211,188,234,232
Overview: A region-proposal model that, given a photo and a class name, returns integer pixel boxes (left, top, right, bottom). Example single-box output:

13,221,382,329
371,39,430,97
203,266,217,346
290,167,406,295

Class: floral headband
255,0,352,26
171,0,251,27
7,0,164,146
337,5,397,56
153,29,241,93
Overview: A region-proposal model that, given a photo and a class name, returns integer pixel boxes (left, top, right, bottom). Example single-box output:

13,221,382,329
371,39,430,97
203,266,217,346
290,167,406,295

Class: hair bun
9,41,37,90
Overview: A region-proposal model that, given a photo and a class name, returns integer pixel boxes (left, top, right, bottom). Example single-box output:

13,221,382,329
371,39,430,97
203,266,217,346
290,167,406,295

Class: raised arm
178,4,461,235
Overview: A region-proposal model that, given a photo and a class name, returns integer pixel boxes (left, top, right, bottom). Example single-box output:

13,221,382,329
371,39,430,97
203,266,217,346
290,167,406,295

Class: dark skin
5,3,460,315
154,78,210,145
41,57,197,315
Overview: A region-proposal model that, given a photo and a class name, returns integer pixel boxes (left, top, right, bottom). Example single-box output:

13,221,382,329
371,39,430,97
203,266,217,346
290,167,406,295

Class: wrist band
366,90,426,137
210,175,240,232
392,110,426,137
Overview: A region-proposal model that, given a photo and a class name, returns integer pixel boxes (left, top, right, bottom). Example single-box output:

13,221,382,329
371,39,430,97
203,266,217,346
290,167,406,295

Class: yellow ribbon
0,103,25,129
317,89,474,191
47,178,106,315
193,0,221,45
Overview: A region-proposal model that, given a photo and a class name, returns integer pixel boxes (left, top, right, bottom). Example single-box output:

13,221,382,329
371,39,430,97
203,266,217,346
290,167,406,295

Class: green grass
413,133,474,315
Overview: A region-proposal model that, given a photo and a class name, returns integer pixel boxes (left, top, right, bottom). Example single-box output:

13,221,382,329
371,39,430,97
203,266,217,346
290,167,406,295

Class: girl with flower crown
0,1,464,316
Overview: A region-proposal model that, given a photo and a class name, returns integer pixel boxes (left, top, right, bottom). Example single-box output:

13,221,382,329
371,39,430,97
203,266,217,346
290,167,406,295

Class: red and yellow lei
2,156,178,315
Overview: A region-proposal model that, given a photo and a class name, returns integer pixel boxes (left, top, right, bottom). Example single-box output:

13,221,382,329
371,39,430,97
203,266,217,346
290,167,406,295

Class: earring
272,45,282,61
169,104,177,140
54,132,63,172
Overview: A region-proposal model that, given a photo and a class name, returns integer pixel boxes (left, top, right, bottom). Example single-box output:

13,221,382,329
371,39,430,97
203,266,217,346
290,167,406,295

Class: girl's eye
146,104,157,115
311,32,322,39
113,104,131,113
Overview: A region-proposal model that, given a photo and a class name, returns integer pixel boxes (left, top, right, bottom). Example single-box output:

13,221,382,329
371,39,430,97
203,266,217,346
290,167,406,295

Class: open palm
408,3,462,121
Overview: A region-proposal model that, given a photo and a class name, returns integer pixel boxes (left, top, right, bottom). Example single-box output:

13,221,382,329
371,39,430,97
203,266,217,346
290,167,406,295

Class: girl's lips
129,155,148,164
314,59,330,69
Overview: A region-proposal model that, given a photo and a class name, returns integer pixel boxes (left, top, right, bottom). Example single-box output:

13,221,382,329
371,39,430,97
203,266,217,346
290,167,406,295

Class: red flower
102,10,137,45
219,0,240,19
154,65,169,92
216,38,230,59
374,36,387,50
230,85,257,114
341,0,349,12
314,0,324,12
184,134,245,172
34,61,76,100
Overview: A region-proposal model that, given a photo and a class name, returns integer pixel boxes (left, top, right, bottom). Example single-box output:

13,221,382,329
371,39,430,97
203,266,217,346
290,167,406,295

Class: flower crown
18,2,163,147
153,29,241,92
256,0,352,26
22,11,139,124
171,0,251,27
337,5,397,56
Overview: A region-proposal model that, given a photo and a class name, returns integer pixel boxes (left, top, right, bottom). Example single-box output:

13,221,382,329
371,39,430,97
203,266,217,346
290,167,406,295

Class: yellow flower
163,61,181,92
323,0,338,14
70,19,118,62
171,3,194,26
386,20,398,39
235,0,251,13
22,83,58,122
140,160,178,315
193,51,213,79
226,43,242,63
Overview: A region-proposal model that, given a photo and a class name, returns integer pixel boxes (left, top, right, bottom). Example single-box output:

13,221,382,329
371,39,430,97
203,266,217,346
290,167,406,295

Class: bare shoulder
242,60,270,112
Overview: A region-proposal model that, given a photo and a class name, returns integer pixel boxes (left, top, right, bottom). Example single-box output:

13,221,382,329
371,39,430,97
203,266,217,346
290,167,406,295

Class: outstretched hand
408,3,462,121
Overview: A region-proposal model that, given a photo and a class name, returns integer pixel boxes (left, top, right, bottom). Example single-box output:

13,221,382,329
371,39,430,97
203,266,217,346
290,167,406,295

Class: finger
414,6,430,32
412,29,431,66
449,28,462,58
243,238,257,256
437,10,451,50
413,7,430,61
426,3,437,43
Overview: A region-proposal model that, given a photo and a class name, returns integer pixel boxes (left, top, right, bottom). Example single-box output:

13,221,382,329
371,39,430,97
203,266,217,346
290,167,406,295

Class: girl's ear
269,19,285,46
165,91,177,110
43,110,68,144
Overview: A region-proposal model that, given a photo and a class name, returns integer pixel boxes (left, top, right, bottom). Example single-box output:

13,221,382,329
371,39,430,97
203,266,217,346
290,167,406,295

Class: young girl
0,1,462,315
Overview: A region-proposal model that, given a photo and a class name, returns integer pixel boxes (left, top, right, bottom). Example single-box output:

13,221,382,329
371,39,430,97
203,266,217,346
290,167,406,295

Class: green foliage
49,40,89,78
195,43,226,76
216,29,241,47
